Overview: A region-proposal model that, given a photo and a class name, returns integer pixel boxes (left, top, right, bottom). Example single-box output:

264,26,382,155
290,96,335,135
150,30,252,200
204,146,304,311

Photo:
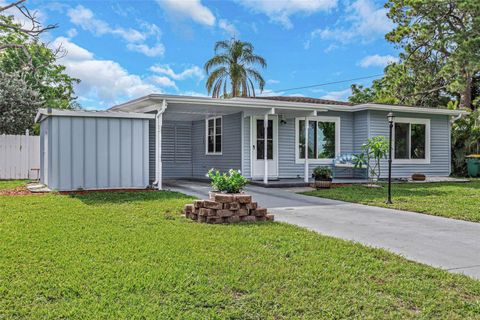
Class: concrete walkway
165,180,480,280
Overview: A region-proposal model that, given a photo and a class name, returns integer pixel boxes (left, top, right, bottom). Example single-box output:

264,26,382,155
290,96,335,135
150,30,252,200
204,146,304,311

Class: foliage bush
355,136,389,181
207,169,248,194
312,166,332,180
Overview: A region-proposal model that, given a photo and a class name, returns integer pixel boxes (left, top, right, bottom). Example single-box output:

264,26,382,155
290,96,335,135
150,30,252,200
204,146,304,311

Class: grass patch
0,190,479,318
304,180,480,222
0,180,26,190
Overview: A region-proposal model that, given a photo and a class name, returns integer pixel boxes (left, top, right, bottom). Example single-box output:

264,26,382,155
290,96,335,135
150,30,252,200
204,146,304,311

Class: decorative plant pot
315,178,332,189
412,173,426,181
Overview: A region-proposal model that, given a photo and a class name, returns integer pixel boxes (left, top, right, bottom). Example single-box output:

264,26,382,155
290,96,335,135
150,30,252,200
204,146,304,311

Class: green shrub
312,166,332,180
207,169,248,193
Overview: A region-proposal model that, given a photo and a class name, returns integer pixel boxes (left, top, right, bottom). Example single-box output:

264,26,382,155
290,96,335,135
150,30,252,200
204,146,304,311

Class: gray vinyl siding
353,111,369,153
43,116,149,191
148,112,243,180
192,112,242,177
277,111,354,178
368,110,451,178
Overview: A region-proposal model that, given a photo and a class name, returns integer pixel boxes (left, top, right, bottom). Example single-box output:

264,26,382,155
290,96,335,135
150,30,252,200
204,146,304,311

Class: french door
252,116,278,179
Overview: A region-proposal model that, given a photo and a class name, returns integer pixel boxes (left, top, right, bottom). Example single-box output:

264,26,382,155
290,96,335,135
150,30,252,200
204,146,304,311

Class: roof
110,94,466,116
34,108,155,123
253,96,353,106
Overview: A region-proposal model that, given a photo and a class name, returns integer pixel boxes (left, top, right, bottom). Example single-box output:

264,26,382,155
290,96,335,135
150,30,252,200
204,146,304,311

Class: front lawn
1,182,479,318
0,180,26,190
304,180,480,222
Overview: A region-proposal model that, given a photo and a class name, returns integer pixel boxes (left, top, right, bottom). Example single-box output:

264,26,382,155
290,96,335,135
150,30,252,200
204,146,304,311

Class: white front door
252,116,278,179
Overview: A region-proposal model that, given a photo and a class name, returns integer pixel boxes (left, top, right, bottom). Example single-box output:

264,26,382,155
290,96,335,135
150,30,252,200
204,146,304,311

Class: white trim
240,112,244,175
205,116,223,155
392,117,431,164
155,100,167,190
251,115,279,179
294,116,341,164
111,94,466,116
35,108,155,123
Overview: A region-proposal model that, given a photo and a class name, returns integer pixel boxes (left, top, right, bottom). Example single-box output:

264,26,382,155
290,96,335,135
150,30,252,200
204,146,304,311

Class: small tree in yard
355,136,389,182
0,71,41,134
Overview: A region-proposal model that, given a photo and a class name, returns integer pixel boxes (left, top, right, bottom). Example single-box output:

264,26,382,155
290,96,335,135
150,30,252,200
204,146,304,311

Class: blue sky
6,0,399,109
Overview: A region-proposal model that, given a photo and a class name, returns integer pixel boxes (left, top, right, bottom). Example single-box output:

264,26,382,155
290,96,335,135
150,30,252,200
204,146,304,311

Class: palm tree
204,39,267,98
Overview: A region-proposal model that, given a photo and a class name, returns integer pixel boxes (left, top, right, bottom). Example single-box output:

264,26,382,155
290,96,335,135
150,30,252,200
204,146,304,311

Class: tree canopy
349,0,480,110
204,39,267,98
0,1,79,134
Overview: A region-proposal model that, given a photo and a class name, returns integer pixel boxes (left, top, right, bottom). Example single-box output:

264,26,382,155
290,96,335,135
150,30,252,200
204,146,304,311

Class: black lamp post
386,112,394,204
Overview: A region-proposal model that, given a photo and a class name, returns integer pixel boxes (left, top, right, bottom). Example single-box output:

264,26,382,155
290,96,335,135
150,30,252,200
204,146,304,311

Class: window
393,118,430,163
206,116,222,154
296,117,339,163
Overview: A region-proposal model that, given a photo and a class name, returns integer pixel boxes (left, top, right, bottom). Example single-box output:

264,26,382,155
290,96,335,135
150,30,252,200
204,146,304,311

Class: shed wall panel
44,116,149,191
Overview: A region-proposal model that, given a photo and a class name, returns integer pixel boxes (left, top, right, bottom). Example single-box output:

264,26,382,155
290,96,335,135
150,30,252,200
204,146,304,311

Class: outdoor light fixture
386,112,394,204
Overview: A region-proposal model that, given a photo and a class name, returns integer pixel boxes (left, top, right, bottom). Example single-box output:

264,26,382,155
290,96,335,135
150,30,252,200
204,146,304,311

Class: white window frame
393,117,430,164
205,116,222,155
295,116,341,164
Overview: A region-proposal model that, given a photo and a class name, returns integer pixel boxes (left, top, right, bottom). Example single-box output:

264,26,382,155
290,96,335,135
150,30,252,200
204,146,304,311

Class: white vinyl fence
0,131,40,180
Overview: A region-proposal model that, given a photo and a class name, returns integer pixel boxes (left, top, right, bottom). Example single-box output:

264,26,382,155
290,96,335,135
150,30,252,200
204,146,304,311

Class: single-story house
36,94,465,191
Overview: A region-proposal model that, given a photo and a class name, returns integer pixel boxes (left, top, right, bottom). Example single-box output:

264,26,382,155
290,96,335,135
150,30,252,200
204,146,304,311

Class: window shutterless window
393,118,430,163
295,117,340,163
206,116,222,154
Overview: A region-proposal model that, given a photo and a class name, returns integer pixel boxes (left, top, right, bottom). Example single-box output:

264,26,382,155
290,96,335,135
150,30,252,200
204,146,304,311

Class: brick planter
184,193,274,224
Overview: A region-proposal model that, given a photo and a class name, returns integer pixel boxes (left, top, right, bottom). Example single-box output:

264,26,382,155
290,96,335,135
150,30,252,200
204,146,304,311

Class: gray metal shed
35,108,155,191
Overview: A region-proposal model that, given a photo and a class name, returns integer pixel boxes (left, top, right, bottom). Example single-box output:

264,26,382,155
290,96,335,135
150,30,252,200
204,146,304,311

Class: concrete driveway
165,180,480,280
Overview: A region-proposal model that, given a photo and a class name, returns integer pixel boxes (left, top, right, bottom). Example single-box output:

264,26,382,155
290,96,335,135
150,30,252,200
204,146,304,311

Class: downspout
153,99,167,190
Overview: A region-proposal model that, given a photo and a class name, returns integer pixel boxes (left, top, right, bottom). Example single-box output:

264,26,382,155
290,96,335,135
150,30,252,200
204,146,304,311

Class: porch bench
332,153,367,179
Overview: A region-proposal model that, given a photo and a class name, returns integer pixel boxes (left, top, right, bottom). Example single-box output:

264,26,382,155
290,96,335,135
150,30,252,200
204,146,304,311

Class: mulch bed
0,186,34,196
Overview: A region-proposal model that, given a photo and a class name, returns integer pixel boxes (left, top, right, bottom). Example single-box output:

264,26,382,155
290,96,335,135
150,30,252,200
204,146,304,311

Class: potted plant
312,166,333,189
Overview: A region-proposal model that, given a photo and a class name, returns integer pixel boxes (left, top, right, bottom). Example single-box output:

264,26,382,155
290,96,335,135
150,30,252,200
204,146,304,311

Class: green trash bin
466,155,480,177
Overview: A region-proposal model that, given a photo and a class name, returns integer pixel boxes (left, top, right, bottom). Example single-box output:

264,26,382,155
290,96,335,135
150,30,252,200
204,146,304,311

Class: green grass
0,180,26,190
0,181,479,318
304,180,480,222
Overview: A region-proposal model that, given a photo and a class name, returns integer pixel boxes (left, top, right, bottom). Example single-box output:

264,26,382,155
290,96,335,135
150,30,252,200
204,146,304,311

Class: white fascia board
35,108,155,123
349,103,467,116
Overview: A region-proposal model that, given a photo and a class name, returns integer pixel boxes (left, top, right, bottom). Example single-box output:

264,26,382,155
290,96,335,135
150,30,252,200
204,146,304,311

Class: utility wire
269,73,384,93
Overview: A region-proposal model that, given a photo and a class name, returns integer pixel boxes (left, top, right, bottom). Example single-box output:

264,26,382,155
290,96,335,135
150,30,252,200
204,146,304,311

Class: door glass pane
318,122,336,158
395,123,409,159
411,124,426,159
267,139,273,160
267,120,273,139
256,139,264,160
215,117,222,133
308,121,316,159
299,120,305,159
256,120,264,139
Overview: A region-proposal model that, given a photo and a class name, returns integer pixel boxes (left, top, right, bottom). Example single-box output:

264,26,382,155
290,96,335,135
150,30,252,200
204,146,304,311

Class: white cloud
267,79,280,84
67,5,146,42
127,43,165,57
359,54,398,68
66,5,164,57
308,0,393,46
150,64,204,81
320,88,351,101
219,19,238,37
150,76,178,89
235,0,337,29
66,28,78,38
52,37,160,108
157,0,215,26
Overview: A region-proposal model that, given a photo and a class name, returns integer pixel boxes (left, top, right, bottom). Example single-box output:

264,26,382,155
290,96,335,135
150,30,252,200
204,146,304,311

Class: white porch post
155,99,167,190
304,116,309,183
263,112,268,184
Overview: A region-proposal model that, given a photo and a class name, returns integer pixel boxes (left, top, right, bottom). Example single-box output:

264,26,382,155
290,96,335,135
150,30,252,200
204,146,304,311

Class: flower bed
183,192,274,224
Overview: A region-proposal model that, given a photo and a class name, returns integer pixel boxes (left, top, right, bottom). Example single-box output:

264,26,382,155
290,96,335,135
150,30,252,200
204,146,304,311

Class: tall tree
204,39,267,98
350,0,480,110
0,0,79,134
